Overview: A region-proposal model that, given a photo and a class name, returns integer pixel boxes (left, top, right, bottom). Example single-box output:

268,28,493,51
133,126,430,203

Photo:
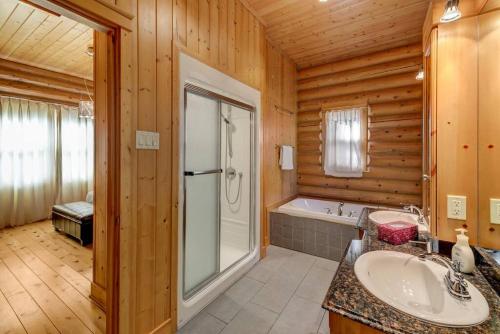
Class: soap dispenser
451,228,475,274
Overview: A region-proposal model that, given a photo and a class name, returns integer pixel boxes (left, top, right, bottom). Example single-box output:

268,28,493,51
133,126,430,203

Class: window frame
321,105,369,178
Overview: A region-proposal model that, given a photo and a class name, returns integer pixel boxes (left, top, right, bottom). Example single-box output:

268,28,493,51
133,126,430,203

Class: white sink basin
369,210,427,233
354,250,489,327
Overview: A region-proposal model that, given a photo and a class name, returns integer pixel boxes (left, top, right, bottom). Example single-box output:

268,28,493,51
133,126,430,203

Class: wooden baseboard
90,282,106,311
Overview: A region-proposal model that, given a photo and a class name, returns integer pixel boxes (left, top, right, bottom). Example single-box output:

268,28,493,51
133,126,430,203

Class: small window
323,107,368,178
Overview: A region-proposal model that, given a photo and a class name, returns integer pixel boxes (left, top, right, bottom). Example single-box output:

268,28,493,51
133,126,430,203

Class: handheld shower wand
222,106,242,205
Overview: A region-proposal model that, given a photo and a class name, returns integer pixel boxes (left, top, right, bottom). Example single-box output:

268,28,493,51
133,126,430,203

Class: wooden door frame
31,1,123,332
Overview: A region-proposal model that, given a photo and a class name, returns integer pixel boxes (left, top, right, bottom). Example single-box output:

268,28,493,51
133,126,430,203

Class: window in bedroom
323,107,368,178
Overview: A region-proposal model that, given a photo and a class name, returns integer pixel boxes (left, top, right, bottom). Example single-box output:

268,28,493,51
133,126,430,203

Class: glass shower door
183,91,221,298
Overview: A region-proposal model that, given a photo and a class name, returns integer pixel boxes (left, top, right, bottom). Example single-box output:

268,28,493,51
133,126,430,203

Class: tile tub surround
269,212,358,261
322,207,500,334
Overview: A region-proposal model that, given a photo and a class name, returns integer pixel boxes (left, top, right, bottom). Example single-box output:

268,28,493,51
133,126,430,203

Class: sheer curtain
58,106,94,203
323,108,367,178
0,96,94,228
0,97,57,228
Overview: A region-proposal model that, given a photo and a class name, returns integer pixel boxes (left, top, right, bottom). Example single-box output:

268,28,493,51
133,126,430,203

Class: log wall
296,44,423,206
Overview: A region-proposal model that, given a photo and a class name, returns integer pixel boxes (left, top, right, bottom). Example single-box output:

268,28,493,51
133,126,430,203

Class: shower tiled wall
269,212,358,261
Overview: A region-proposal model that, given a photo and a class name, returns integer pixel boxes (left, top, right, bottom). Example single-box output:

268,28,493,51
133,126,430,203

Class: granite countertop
322,207,500,334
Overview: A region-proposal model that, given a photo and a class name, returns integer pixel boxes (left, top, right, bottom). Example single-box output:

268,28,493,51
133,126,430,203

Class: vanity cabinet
328,313,382,334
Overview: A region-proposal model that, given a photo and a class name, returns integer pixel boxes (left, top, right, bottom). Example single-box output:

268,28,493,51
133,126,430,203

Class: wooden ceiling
246,0,430,68
0,0,93,79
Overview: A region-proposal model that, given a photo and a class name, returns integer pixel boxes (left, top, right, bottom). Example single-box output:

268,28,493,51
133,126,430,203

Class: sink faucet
403,204,426,225
402,204,431,239
410,239,471,301
338,202,344,216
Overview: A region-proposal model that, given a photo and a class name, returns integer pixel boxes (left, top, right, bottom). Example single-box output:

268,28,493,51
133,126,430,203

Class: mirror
477,10,500,250
422,2,500,250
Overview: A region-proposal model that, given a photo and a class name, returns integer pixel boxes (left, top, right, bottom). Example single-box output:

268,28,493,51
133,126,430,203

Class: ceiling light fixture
440,0,462,23
416,66,424,81
319,0,328,2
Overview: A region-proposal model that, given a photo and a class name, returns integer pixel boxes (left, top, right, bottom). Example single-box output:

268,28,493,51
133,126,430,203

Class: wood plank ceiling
246,0,430,68
0,0,93,79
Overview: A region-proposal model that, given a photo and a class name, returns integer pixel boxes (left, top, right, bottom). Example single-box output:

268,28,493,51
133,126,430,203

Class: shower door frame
182,83,256,300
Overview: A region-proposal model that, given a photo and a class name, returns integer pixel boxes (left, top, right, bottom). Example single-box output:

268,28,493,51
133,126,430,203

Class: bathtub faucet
338,202,344,216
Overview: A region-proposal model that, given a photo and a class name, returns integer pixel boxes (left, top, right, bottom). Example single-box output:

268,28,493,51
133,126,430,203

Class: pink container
377,221,418,245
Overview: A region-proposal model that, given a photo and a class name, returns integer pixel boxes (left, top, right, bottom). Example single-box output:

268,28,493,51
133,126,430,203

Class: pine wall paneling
435,17,479,244
297,44,423,207
478,3,500,249
261,40,298,252
422,0,500,246
56,0,296,332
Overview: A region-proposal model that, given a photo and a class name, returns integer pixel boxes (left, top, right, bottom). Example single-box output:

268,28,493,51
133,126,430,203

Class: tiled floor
177,245,339,334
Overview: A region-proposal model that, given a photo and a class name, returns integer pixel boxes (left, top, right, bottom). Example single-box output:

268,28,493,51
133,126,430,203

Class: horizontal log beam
0,80,83,105
297,174,421,195
299,85,423,112
0,89,79,107
297,154,321,165
298,131,321,143
298,44,422,80
298,72,419,102
0,58,93,91
370,112,422,123
298,142,321,152
297,124,321,133
369,155,422,168
369,118,422,129
369,99,422,117
369,141,422,154
298,164,422,181
369,126,422,142
297,185,422,207
298,57,422,91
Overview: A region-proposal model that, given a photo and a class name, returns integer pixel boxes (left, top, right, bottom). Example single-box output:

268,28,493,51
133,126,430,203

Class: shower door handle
184,169,223,176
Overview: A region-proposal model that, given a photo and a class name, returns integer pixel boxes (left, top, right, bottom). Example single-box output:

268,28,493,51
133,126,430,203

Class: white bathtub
278,197,374,225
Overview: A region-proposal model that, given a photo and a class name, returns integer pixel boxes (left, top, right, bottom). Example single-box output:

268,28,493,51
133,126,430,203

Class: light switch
447,195,466,220
136,131,160,150
490,199,500,225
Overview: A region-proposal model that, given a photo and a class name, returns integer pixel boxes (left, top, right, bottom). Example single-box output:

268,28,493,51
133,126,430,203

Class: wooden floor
0,220,105,334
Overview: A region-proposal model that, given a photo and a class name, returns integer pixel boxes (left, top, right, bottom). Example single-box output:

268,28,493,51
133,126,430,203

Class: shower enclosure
182,84,256,300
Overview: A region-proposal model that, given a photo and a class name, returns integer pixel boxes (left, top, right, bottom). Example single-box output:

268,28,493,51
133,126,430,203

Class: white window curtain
323,108,367,178
58,106,94,203
0,96,94,229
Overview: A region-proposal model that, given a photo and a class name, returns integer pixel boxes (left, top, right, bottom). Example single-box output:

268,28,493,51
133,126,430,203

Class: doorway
0,0,120,333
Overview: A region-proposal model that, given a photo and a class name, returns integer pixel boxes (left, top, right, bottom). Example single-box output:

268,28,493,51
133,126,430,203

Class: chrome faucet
338,202,344,216
410,239,471,301
403,204,426,226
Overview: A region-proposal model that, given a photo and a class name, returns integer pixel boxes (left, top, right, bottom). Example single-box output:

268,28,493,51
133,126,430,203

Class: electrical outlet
447,195,466,220
491,199,500,225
